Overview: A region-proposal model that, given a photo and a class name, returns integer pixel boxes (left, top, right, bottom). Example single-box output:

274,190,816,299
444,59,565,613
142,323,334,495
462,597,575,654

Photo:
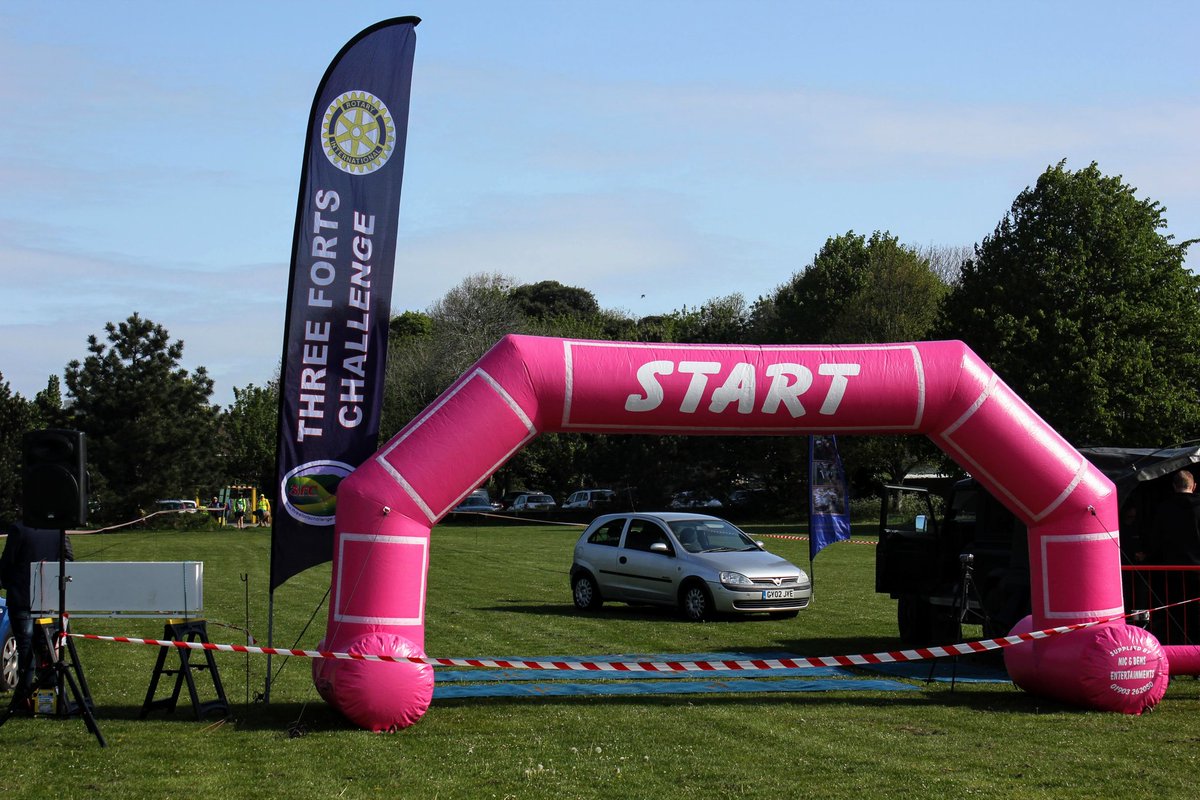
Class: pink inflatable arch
314,335,1182,731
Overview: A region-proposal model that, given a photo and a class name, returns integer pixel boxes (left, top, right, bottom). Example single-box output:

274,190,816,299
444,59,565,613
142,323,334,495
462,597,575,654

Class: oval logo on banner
322,90,395,174
281,460,355,525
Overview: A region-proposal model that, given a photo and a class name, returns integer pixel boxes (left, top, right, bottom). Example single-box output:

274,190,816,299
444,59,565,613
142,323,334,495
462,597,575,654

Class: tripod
950,552,990,689
0,529,106,746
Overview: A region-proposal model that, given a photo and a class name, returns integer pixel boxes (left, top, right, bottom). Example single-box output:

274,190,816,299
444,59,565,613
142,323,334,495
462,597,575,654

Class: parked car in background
563,489,616,510
451,489,496,514
499,490,530,510
508,493,557,513
669,491,723,510
726,488,773,514
570,512,811,621
1,596,16,692
155,499,199,513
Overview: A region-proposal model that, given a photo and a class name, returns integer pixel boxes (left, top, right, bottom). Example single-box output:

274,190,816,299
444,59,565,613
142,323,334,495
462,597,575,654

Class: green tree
221,380,279,492
509,280,599,320
939,161,1200,446
383,274,524,435
64,313,222,519
754,231,951,487
757,230,946,345
388,310,433,340
0,373,32,522
31,375,68,429
670,294,752,344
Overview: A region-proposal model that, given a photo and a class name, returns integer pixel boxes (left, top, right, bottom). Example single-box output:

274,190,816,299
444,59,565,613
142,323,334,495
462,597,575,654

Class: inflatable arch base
1005,618,1168,714
313,634,434,733
1163,644,1200,675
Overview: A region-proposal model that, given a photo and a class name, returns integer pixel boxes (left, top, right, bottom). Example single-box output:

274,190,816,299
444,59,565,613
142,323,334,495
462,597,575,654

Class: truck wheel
897,594,928,645
898,594,961,647
928,609,963,646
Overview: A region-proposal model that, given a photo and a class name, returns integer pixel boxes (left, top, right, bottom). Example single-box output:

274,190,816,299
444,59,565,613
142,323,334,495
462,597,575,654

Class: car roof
590,511,723,524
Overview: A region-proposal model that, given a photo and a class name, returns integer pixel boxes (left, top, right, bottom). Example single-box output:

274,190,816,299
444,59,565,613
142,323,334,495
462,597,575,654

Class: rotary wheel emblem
322,91,395,174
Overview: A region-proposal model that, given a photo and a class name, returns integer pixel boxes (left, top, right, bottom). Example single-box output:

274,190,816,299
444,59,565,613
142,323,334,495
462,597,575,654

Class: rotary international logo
322,90,395,174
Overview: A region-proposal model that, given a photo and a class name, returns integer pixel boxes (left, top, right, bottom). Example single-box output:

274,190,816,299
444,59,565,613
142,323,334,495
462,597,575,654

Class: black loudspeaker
22,429,88,529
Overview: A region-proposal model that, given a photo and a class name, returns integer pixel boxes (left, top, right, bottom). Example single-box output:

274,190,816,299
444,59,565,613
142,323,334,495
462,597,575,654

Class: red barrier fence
1122,565,1200,646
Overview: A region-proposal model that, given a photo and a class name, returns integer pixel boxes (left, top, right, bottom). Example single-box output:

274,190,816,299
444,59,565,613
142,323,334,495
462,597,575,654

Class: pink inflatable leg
317,480,435,731
1005,617,1168,714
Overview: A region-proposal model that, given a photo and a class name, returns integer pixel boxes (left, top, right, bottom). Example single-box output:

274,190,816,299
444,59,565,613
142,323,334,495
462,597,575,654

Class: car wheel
1,632,17,692
572,572,603,611
679,582,712,622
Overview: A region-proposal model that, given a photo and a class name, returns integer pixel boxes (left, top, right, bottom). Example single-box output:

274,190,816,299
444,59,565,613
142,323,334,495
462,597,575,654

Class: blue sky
1,1,1196,407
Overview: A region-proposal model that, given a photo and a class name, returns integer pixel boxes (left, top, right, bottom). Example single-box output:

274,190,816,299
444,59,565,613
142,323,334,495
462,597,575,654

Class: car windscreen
668,519,756,553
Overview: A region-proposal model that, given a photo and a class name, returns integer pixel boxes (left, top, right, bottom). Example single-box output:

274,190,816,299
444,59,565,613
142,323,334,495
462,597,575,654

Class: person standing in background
256,494,271,527
1149,469,1200,643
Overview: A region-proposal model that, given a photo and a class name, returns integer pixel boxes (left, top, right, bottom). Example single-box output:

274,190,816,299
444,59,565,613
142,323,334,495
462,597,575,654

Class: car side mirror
755,540,765,549
650,542,670,554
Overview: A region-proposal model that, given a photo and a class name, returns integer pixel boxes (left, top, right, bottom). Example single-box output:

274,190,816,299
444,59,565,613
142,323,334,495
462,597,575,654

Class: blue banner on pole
270,18,419,590
809,435,851,560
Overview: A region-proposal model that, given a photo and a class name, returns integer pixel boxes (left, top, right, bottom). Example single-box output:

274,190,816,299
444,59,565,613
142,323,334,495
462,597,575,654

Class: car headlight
719,571,753,586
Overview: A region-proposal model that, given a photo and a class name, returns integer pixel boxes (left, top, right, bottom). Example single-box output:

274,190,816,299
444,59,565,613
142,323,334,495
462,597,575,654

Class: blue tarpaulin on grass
434,677,918,699
432,651,918,699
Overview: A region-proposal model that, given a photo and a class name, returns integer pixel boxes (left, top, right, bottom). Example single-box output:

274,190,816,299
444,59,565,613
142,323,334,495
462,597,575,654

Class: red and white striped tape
758,533,876,545
67,613,1124,673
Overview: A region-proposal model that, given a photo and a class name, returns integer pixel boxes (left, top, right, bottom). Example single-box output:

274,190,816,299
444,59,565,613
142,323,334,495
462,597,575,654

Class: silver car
563,488,616,510
569,512,812,621
509,493,557,512
451,489,495,514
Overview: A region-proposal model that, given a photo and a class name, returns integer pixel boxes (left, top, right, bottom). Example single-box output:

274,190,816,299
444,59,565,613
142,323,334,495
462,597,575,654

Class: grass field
3,520,1198,799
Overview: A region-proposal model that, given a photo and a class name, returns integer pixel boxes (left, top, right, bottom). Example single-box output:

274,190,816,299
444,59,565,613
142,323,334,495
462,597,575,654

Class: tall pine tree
65,313,221,519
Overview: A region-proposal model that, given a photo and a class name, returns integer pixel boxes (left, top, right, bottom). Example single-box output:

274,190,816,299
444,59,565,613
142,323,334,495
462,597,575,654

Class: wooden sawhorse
140,619,229,720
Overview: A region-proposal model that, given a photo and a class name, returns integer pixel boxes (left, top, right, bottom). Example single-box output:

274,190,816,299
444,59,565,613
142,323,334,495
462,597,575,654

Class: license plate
762,588,795,600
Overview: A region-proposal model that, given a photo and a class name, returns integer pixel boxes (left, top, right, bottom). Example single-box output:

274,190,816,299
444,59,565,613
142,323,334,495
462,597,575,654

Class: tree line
2,160,1196,524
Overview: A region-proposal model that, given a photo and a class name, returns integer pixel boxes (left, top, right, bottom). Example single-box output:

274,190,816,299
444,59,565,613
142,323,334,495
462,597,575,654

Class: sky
1,1,1197,407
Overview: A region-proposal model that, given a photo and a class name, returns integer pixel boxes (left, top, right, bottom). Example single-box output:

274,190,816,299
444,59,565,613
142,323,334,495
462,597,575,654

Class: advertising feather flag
809,434,851,561
270,18,419,590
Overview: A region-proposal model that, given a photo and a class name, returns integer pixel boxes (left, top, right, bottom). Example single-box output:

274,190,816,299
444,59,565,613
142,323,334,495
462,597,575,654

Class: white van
563,489,616,510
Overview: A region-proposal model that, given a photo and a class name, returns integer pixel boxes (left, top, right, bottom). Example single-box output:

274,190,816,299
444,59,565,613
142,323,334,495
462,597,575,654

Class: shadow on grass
479,601,841,626
477,602,675,621
81,699,352,733
84,689,1083,736
67,679,1094,740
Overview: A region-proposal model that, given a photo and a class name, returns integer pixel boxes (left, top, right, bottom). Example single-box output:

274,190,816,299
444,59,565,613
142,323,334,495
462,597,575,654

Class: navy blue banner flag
808,434,851,560
270,18,419,590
